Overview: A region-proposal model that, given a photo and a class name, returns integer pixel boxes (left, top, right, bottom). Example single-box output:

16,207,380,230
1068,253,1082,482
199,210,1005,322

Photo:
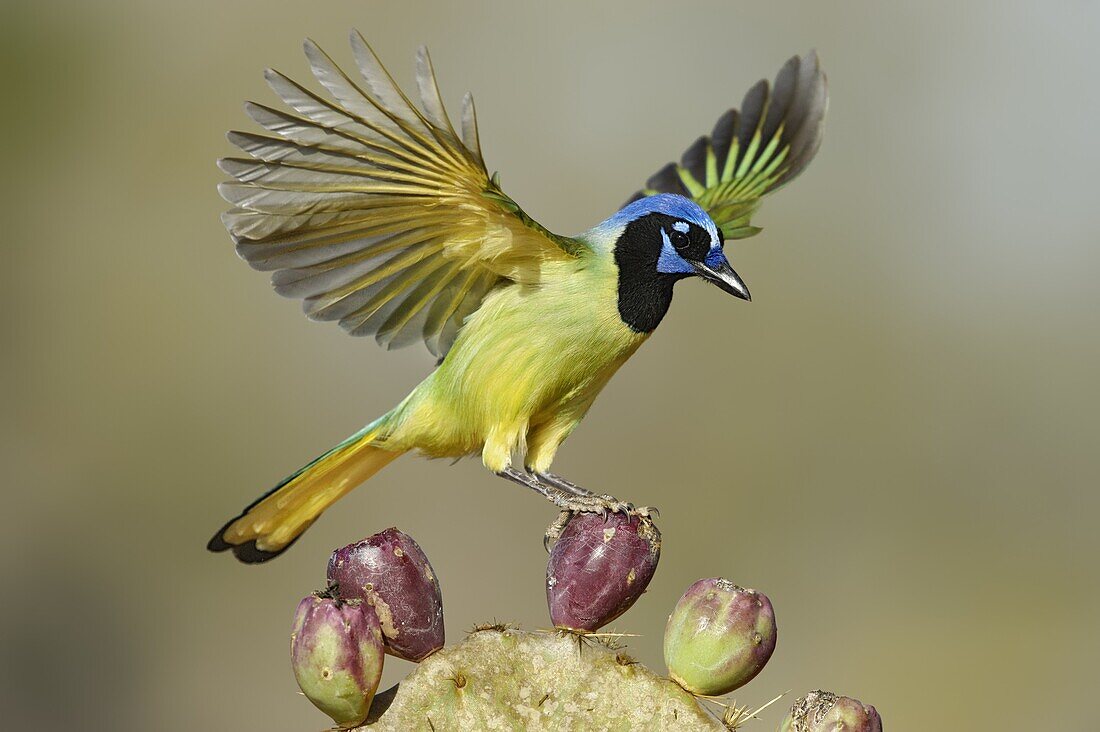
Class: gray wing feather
710,109,739,175
460,92,482,160
736,80,769,156
304,39,395,130
415,46,453,133
646,162,690,198
761,56,800,145
775,51,828,189
680,136,709,188
349,31,425,130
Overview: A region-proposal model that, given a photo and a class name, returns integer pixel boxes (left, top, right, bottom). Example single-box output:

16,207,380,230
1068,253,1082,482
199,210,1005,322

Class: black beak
690,260,751,301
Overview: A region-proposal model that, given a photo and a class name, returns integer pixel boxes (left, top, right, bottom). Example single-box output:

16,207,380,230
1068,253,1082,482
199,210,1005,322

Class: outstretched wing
219,32,585,357
628,51,827,240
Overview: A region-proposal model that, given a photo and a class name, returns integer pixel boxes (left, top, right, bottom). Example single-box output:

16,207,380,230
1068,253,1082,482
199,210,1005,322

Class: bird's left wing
627,51,827,240
219,32,585,357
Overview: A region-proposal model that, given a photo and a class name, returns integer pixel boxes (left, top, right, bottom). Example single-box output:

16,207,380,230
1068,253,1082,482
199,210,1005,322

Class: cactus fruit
779,690,883,732
361,626,724,730
285,532,877,731
290,594,385,728
663,578,777,696
328,528,444,661
546,512,661,631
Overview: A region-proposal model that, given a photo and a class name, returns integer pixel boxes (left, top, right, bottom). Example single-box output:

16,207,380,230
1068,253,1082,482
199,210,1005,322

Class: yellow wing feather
218,32,584,357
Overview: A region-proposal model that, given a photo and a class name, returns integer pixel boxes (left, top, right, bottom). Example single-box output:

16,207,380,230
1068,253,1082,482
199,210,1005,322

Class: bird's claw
544,510,572,551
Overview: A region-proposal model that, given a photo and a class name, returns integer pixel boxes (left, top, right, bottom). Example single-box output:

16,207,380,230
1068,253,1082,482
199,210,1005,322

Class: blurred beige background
2,0,1098,729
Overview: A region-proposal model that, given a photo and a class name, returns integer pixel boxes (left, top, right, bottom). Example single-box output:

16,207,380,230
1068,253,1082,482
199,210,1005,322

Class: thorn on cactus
716,691,787,731
615,651,639,666
469,621,516,634
328,528,444,662
663,578,778,696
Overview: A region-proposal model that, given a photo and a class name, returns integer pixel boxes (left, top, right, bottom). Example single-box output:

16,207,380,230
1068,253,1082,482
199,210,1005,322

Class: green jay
210,31,827,562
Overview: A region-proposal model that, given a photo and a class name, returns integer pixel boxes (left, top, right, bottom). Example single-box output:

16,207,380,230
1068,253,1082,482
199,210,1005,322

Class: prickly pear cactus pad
359,626,724,731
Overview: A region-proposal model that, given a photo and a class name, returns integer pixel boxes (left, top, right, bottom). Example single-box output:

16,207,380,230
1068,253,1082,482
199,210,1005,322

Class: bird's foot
496,467,657,550
543,499,661,550
540,489,659,551
539,489,636,548
536,471,657,517
550,489,634,514
539,473,659,517
544,510,573,549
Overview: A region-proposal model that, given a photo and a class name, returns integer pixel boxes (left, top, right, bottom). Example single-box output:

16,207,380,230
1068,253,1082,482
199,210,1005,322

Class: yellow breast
384,258,646,469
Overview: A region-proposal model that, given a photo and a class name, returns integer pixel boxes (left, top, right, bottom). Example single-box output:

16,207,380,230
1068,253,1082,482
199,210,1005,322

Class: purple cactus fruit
290,594,384,728
546,512,661,631
327,528,444,661
779,690,883,732
663,578,777,696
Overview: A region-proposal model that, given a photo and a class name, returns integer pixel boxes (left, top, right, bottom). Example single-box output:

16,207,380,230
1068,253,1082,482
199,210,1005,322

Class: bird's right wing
219,32,586,358
627,51,827,240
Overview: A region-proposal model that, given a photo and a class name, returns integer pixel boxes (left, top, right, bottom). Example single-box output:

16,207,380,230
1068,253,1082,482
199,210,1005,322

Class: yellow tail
208,421,402,563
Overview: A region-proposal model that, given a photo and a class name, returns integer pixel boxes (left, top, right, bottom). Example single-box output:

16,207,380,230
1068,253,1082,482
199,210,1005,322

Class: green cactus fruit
362,626,724,730
290,594,385,728
663,578,777,696
779,690,883,732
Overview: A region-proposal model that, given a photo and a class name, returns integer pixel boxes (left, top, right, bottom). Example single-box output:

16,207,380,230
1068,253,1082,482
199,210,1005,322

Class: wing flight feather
628,51,827,241
219,32,583,357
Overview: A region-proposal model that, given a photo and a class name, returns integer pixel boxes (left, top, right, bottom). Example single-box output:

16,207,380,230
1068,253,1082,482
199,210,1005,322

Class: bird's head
587,194,750,333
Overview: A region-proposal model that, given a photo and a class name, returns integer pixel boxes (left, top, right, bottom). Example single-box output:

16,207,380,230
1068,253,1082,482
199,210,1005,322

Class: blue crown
588,193,717,241
616,193,712,227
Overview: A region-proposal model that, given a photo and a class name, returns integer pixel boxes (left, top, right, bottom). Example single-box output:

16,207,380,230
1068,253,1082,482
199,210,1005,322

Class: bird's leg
497,467,630,513
497,466,565,503
534,471,594,497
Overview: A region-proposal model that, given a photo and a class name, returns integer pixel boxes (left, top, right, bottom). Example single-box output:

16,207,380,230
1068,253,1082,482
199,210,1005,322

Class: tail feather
208,421,401,563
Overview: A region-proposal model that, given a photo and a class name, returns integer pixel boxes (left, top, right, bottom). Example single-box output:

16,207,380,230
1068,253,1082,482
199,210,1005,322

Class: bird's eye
669,230,690,251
